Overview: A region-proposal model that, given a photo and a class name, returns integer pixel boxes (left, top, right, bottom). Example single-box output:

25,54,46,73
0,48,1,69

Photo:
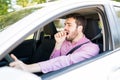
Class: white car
0,0,120,80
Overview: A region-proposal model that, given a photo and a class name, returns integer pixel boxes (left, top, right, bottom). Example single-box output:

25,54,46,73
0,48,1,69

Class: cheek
69,29,78,36
70,27,77,33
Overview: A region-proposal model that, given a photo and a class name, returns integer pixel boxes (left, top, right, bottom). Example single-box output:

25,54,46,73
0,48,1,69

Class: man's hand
9,54,28,71
9,54,41,73
54,31,67,50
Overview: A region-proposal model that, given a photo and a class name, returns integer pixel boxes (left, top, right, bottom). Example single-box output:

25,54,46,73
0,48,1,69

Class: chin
66,37,69,41
66,37,72,41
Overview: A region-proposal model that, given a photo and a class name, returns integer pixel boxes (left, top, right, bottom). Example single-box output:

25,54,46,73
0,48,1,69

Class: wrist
21,64,30,72
55,43,63,50
25,63,41,73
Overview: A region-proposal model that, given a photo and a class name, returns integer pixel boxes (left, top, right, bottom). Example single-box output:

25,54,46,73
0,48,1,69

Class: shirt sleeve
39,43,99,73
50,49,61,59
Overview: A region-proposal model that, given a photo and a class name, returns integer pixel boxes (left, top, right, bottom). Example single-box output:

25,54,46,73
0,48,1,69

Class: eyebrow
64,22,71,25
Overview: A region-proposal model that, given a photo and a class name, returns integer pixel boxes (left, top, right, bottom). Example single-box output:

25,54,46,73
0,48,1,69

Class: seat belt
66,41,90,55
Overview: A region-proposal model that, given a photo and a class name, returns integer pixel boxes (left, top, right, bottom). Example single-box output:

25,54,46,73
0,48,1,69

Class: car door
41,1,120,80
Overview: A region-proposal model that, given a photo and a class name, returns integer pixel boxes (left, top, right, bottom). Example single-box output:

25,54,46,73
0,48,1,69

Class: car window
26,34,34,40
54,19,65,32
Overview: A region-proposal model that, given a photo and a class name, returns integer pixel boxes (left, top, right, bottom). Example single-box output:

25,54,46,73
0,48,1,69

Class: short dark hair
65,13,87,32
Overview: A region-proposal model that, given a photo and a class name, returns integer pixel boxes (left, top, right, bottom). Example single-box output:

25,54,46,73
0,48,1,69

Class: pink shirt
39,36,99,73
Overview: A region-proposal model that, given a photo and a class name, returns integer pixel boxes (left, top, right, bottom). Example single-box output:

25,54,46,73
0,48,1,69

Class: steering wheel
5,54,14,63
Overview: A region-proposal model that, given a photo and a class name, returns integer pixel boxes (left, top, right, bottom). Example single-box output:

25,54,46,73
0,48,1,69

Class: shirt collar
65,35,90,46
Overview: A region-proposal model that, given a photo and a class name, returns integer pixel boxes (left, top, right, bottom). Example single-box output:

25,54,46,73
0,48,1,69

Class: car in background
0,0,120,80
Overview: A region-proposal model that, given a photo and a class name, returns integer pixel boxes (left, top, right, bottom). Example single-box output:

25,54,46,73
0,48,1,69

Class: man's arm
9,54,41,73
50,31,67,58
9,31,67,73
39,43,99,73
54,31,67,50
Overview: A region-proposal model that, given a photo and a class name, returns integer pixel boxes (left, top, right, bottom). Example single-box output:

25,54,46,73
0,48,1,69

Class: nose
64,25,68,31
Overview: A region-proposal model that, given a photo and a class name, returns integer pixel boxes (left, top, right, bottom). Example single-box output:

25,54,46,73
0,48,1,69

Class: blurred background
0,0,119,31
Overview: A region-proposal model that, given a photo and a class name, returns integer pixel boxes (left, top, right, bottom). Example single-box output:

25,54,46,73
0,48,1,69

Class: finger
61,31,67,37
59,31,65,37
10,54,18,61
63,31,67,36
55,32,61,38
55,31,66,38
9,62,15,67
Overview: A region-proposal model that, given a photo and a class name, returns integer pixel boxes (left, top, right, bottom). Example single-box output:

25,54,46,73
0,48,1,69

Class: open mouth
66,32,69,35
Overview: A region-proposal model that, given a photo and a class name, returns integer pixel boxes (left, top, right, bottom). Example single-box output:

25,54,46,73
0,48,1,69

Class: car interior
29,14,103,64
0,7,106,76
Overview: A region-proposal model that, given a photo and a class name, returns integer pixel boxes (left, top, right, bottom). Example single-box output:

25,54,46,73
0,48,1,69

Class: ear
77,25,83,32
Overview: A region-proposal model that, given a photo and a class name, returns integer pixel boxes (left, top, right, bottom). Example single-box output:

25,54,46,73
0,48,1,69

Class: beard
66,30,78,42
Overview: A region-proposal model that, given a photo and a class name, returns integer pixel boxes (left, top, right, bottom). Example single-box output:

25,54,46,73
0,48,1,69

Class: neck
71,33,84,44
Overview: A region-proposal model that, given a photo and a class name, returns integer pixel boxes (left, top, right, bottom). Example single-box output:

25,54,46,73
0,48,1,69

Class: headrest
84,19,101,40
44,22,57,36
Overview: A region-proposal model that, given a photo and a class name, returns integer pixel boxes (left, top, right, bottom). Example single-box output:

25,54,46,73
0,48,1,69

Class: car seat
30,22,57,63
84,19,103,53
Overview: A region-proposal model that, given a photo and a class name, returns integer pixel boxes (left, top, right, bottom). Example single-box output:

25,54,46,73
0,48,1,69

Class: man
9,13,100,73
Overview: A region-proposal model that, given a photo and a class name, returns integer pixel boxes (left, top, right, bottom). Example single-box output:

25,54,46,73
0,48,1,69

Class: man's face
64,17,79,41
